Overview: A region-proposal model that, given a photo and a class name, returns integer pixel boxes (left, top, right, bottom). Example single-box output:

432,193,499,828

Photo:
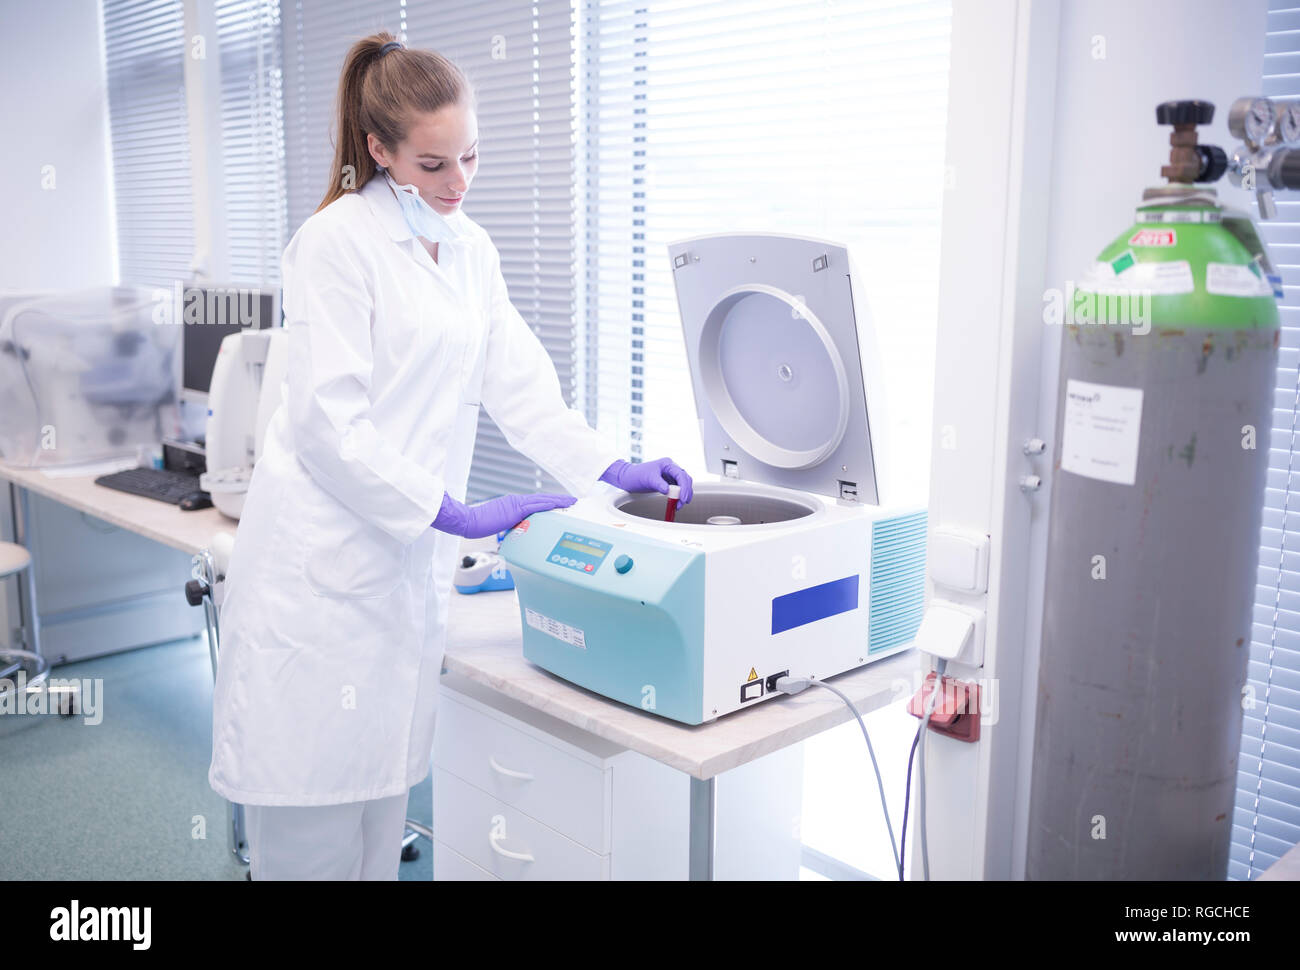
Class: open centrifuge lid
668,232,881,504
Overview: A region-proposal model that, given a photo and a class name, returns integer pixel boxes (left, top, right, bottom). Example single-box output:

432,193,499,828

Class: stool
0,542,30,577
0,541,39,649
0,540,47,699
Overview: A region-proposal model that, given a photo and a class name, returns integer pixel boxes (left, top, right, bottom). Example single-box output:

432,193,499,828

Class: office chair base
401,818,431,863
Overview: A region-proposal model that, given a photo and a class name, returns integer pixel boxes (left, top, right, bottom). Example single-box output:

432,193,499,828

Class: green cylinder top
1076,199,1280,332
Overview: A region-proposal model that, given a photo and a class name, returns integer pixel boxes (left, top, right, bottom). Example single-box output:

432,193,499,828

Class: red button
585,564,593,572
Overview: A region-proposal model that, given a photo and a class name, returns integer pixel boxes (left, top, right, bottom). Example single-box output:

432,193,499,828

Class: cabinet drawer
433,767,608,880
433,840,499,881
433,692,609,852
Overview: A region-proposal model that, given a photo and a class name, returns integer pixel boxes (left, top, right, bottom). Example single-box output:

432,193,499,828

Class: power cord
915,659,948,881
772,674,902,881
898,721,922,879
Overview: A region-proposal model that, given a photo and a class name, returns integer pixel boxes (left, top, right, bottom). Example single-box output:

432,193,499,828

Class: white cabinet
431,840,498,881
432,671,804,880
435,768,609,879
434,689,611,851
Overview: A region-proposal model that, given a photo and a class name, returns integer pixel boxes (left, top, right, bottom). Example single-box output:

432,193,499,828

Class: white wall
0,0,116,292
0,0,116,641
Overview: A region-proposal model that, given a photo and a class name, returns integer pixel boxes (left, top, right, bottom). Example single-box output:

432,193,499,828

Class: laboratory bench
0,460,919,880
1,461,218,665
1,461,226,559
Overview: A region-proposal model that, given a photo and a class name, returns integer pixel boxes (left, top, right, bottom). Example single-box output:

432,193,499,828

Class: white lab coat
208,173,619,806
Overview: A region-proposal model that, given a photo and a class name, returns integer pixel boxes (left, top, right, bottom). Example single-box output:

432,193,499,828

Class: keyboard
95,467,204,505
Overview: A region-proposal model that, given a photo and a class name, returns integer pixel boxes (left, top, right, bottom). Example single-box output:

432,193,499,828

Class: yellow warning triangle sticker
747,667,758,681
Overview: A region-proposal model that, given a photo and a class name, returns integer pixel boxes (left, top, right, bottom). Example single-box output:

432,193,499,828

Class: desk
1,463,233,664
442,587,918,878
1,463,230,559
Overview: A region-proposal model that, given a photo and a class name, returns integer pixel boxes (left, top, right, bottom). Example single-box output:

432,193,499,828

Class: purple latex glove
432,491,575,539
600,457,694,504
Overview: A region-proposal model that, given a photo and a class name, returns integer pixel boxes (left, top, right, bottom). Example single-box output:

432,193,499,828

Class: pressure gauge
1229,97,1275,146
1279,102,1300,145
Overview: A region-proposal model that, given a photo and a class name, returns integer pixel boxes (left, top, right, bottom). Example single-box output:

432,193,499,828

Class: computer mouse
179,491,213,511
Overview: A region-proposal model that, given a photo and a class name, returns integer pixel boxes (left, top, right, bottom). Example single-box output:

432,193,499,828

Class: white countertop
443,587,923,780
0,462,234,557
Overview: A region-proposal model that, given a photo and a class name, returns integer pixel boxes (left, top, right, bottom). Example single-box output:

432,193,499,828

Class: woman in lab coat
208,32,694,880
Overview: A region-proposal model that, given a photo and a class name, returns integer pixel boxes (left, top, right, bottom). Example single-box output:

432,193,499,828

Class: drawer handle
489,831,535,862
488,756,534,781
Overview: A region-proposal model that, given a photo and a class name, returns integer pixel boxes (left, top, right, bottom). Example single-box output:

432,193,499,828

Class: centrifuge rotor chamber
613,482,818,527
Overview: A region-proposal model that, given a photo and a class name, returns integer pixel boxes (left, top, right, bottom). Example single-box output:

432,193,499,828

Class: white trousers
244,790,411,880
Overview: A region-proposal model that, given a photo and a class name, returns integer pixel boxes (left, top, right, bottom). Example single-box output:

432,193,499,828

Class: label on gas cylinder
1078,259,1194,295
1205,262,1273,298
1135,208,1219,224
1128,229,1176,247
1060,379,1144,486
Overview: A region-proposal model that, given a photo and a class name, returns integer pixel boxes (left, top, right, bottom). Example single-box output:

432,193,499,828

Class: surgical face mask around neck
382,169,469,246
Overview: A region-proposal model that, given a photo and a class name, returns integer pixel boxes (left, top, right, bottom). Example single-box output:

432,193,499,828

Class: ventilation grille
868,510,928,654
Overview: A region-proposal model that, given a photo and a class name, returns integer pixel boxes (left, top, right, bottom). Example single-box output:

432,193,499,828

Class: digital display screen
548,531,612,576
559,539,608,559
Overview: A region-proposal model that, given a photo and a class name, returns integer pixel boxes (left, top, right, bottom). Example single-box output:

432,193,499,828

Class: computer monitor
181,284,281,396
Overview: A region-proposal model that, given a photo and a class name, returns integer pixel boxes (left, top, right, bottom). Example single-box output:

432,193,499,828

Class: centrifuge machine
501,233,927,724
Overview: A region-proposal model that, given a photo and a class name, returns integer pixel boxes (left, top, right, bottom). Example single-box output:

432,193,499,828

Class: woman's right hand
431,491,576,539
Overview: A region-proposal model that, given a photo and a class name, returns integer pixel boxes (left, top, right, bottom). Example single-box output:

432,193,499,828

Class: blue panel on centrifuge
545,531,613,576
770,574,859,635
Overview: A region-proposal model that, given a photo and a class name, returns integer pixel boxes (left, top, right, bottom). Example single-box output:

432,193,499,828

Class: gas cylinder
1026,100,1280,879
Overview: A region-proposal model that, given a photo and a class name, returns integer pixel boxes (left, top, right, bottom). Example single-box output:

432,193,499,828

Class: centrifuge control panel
545,532,612,576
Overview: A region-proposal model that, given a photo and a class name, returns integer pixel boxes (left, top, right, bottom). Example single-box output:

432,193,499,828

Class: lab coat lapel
359,174,465,295
406,237,454,289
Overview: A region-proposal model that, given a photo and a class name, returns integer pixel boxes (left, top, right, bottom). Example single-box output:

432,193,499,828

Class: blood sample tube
665,484,680,522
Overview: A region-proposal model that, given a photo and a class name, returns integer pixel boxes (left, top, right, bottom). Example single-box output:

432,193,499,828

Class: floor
0,634,433,881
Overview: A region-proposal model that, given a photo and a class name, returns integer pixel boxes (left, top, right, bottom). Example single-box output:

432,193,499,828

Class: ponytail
316,31,473,213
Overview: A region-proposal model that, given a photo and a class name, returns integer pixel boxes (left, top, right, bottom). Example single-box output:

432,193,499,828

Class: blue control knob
615,554,633,574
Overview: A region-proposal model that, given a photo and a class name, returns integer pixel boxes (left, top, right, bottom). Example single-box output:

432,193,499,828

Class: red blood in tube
665,497,678,522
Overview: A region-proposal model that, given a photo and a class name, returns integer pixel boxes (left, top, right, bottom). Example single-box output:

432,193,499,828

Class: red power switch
907,672,980,742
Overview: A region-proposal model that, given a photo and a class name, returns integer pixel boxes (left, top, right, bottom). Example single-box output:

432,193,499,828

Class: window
217,0,287,287
581,0,952,509
1233,0,1300,881
582,0,953,879
103,0,194,289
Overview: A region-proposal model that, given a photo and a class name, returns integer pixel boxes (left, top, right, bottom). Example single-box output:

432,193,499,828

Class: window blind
1232,0,1300,881
217,0,287,287
582,0,951,880
581,0,952,505
103,0,195,289
281,0,578,502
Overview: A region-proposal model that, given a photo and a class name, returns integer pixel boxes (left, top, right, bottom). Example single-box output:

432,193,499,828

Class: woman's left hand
600,458,693,504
